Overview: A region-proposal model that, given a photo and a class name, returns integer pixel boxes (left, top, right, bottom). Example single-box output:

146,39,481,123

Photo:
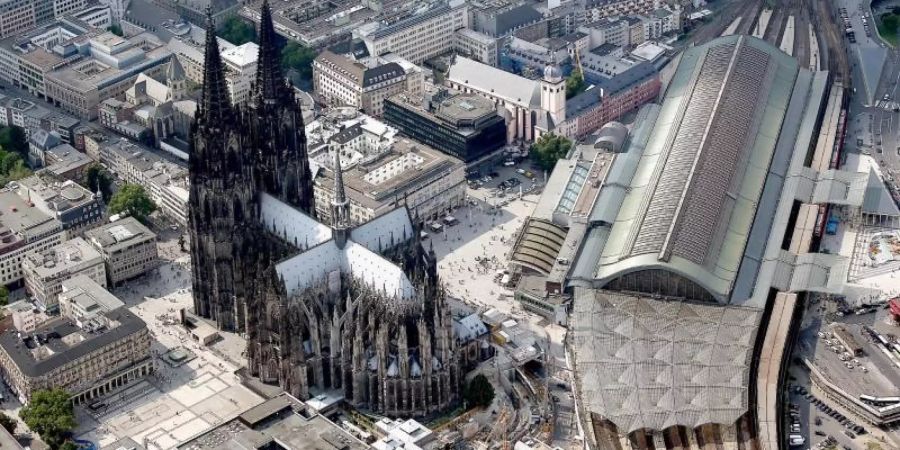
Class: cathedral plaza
62,167,559,449
70,233,264,449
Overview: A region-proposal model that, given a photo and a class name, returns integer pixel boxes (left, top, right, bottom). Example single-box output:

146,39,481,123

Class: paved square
72,243,264,450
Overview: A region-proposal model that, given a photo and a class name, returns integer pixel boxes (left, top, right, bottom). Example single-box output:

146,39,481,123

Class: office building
7,301,50,333
308,112,467,223
313,50,421,117
176,394,368,450
58,275,123,325
44,32,173,120
85,217,159,286
359,3,468,64
0,281,151,405
470,1,542,38
13,174,105,236
0,0,87,39
99,138,189,226
69,5,112,29
384,88,507,163
0,188,65,287
507,36,570,72
221,42,258,105
640,6,681,41
22,237,106,310
453,28,500,67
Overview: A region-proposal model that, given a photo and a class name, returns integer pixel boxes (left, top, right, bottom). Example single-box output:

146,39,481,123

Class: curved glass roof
594,35,802,303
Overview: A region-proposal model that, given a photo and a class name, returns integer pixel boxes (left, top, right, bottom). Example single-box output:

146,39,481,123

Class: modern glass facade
383,98,506,163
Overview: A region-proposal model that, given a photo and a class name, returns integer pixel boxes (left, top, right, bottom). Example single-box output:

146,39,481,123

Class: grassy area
878,11,900,46
424,405,469,430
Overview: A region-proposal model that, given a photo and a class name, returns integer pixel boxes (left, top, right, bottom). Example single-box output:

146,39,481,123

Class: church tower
188,8,256,331
540,60,566,126
249,0,316,215
330,148,351,248
167,57,187,101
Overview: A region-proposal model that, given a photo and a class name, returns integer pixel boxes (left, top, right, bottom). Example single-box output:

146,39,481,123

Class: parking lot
785,297,900,449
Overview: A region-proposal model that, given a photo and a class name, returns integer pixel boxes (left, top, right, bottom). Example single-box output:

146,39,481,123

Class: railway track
736,0,766,36
813,0,850,81
764,3,787,45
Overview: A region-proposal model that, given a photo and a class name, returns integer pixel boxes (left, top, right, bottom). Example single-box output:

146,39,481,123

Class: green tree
59,442,78,450
107,24,124,36
281,41,317,82
464,374,495,408
85,164,114,199
530,133,573,172
0,286,8,308
883,13,900,34
0,149,30,186
0,126,28,158
0,411,15,434
219,16,256,45
108,184,156,223
20,389,76,449
566,71,586,99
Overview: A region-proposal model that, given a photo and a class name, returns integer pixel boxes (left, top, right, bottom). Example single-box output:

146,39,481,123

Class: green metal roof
594,35,805,303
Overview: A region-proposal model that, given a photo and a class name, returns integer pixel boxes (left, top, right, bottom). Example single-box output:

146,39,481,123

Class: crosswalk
875,100,900,110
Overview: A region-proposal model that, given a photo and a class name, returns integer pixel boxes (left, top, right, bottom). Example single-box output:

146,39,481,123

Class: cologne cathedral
188,2,459,416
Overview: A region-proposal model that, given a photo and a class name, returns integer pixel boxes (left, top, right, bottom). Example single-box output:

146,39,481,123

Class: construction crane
488,407,512,448
573,45,584,79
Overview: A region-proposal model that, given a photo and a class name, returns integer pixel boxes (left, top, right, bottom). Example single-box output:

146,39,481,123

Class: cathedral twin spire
199,9,231,128
198,0,291,123
254,0,288,105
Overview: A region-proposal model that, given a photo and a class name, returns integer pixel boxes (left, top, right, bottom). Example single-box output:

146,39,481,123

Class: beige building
0,281,151,405
99,138,190,226
0,0,86,39
22,237,106,311
58,275,123,326
221,42,258,105
85,217,159,286
7,301,50,333
453,28,500,67
44,32,172,120
0,188,66,287
359,3,468,64
308,113,466,224
313,51,422,117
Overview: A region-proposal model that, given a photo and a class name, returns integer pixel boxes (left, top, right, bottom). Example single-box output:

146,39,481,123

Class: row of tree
530,133,573,172
85,165,156,223
0,389,77,449
0,126,30,186
217,17,317,83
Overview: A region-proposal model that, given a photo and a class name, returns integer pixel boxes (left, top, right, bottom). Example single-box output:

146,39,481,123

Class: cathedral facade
188,2,459,417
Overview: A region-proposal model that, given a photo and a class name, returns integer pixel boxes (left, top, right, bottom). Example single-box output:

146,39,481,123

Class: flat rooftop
389,88,501,132
315,137,464,209
0,189,60,243
84,217,156,253
176,394,368,450
60,275,125,315
0,307,146,378
23,237,102,278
